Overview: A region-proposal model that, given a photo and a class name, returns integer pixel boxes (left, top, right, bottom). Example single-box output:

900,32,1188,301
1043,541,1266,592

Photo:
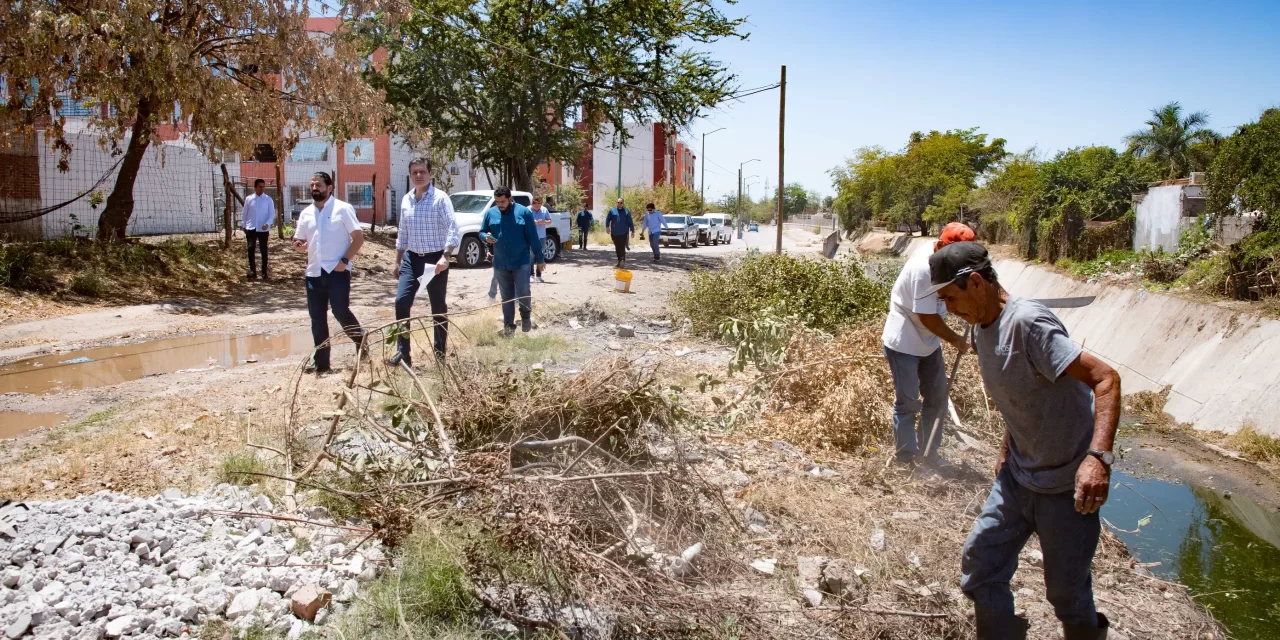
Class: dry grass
743,320,1003,454
737,448,1223,639
1223,425,1280,464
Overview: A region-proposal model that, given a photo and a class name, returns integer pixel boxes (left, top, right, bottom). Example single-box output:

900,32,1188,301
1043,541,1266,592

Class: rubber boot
1063,613,1109,640
975,607,1029,640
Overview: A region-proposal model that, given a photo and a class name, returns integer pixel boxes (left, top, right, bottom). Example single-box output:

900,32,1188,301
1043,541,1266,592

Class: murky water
0,330,314,396
0,412,69,438
1103,471,1280,639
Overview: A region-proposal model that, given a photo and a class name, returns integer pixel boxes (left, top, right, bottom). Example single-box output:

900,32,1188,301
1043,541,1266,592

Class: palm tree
1125,102,1221,179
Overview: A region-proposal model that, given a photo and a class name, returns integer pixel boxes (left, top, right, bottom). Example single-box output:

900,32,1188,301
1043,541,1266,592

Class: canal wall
995,259,1280,436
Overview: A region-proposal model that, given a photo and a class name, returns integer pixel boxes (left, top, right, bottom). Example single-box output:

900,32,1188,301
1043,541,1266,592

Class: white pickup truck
446,190,571,268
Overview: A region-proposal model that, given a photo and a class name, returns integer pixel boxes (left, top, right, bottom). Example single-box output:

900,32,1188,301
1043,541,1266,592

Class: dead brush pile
745,319,1004,453
273,331,776,637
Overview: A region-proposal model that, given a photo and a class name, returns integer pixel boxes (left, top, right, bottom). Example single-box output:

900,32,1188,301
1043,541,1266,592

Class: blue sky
687,0,1280,202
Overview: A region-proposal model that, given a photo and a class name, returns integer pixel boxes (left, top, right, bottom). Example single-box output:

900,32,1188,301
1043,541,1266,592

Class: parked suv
704,213,733,245
446,190,570,267
658,214,699,248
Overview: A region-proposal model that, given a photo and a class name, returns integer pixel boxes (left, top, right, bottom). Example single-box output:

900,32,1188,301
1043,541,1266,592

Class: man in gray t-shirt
919,242,1121,640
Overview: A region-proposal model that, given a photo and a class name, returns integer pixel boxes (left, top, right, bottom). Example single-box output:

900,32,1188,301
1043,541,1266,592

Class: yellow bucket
614,268,633,293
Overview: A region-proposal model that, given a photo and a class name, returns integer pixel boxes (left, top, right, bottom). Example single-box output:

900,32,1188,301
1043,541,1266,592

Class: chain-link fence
1,130,222,240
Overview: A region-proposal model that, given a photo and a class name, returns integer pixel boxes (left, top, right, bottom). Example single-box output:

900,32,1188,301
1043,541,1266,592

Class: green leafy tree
829,129,1006,234
1125,101,1221,180
781,183,808,216
359,0,745,191
821,195,834,211
0,0,390,240
1207,108,1280,268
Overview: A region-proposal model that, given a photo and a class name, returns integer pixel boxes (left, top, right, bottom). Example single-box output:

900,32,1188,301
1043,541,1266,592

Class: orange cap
937,222,976,247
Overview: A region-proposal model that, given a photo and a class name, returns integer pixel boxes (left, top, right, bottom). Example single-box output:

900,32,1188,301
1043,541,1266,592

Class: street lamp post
700,127,725,215
737,158,760,239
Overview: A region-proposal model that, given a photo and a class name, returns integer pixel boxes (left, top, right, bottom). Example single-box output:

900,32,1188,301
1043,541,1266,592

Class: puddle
1103,471,1280,638
0,412,69,438
0,330,314,396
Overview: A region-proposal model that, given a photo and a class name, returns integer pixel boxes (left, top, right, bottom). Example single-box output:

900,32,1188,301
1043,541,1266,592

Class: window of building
55,94,94,117
344,139,375,164
290,141,329,163
346,182,374,207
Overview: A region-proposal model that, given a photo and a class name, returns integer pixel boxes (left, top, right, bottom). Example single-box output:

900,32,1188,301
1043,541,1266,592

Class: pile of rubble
0,486,383,640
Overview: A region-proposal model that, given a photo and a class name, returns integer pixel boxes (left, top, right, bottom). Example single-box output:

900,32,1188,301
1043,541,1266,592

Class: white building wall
1134,185,1184,253
591,121,655,213
38,131,219,238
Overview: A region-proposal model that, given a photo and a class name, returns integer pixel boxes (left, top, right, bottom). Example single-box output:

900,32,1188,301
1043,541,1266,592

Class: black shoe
521,317,532,333
499,326,515,338
303,363,333,376
386,352,412,369
247,272,258,280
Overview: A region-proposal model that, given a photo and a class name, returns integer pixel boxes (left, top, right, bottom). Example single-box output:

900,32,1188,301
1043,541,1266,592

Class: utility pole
776,64,786,254
616,130,623,199
699,127,726,215
736,166,742,238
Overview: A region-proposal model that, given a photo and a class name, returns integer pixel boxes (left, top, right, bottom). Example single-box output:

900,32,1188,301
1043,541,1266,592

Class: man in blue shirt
604,197,634,268
638,203,669,262
481,187,546,335
530,196,553,283
575,207,593,250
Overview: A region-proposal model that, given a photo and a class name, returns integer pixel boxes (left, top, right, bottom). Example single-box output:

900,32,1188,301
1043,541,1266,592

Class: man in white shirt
638,203,669,262
881,222,974,463
392,157,459,366
292,171,367,375
530,196,553,282
242,178,276,280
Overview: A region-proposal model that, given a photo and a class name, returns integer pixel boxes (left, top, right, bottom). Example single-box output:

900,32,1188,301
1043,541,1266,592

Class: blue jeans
492,264,532,329
882,345,947,460
648,233,661,259
394,251,449,361
962,465,1100,635
304,270,364,371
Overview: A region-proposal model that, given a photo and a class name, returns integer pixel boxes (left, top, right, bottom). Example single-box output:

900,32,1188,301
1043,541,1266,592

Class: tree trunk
509,157,533,192
97,96,156,241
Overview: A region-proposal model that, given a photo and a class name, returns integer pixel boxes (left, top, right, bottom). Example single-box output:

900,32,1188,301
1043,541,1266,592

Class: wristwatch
1087,449,1115,467
340,257,350,266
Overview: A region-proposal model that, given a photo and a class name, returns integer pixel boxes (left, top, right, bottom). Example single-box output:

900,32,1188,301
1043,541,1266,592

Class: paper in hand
413,269,436,304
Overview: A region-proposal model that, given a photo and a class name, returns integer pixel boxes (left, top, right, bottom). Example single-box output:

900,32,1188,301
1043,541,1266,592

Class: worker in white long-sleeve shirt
242,178,275,280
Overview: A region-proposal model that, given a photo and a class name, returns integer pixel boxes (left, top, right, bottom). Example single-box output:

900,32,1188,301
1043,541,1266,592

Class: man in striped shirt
391,157,460,366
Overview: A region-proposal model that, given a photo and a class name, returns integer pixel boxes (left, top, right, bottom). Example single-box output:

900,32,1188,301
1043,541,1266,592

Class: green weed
218,452,267,486
73,407,118,431
671,252,889,335
330,525,479,640
69,270,107,297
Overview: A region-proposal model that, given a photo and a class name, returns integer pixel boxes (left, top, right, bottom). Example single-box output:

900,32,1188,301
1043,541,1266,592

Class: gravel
0,486,384,640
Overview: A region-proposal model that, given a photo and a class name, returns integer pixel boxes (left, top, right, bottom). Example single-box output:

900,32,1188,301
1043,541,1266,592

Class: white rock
235,530,262,549
175,561,201,580
344,555,365,578
750,558,776,575
801,589,823,608
103,616,138,638
891,511,921,521
225,590,261,620
869,529,886,552
160,489,183,502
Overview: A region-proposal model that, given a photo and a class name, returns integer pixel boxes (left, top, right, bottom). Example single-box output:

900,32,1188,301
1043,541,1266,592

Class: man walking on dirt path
530,197,552,283
575,206,593,250
293,171,367,375
481,187,545,335
605,197,635,268
390,157,459,367
881,222,974,464
922,241,1120,640
243,178,275,281
639,203,669,262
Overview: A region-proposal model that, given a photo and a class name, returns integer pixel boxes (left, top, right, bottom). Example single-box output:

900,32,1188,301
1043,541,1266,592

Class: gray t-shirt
975,297,1094,494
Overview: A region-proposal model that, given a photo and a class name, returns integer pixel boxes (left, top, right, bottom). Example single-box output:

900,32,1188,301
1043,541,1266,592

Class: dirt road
0,224,823,495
